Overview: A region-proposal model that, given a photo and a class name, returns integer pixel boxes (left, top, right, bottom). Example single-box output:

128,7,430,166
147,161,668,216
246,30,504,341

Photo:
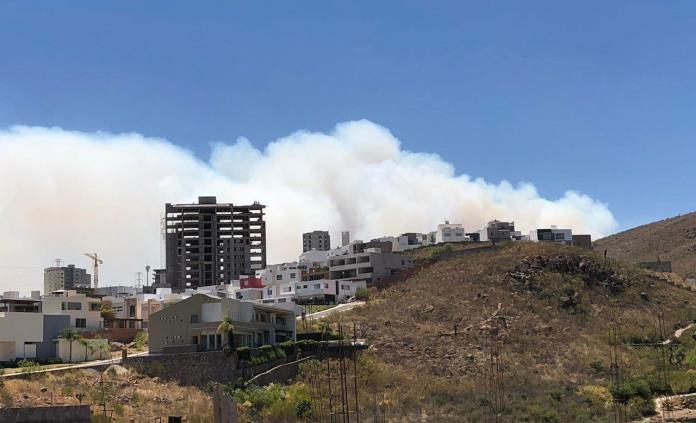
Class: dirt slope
595,212,696,277
327,242,696,422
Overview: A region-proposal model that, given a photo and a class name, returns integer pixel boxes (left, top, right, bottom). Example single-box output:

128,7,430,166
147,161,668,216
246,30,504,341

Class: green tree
217,317,236,350
100,303,115,320
59,329,83,362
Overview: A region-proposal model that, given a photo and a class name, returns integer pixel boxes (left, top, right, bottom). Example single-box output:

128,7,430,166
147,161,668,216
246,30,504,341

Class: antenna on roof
53,258,64,267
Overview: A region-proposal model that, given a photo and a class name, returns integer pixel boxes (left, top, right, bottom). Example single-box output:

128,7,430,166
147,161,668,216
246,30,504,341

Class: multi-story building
434,221,468,244
303,230,331,252
41,290,103,331
44,264,91,295
148,293,296,354
164,196,266,290
0,297,71,361
486,220,515,242
341,231,350,247
530,227,573,245
328,246,412,284
257,262,302,287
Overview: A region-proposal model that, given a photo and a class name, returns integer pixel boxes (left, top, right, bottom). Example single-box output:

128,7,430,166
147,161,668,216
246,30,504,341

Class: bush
236,347,251,361
626,397,656,418
354,287,369,301
610,377,652,404
133,331,148,349
279,341,296,356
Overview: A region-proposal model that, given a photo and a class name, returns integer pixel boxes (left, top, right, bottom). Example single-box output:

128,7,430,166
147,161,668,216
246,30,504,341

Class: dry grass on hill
0,367,212,422
595,211,696,277
319,241,696,421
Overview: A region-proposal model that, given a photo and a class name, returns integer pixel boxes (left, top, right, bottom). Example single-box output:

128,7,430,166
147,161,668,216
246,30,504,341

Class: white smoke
0,120,617,293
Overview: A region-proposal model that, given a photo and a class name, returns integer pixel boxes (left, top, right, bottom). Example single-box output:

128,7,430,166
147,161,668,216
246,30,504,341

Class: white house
41,290,103,330
434,221,469,244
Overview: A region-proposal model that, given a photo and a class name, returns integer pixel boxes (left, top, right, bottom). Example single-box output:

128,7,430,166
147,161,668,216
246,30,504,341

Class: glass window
75,318,86,328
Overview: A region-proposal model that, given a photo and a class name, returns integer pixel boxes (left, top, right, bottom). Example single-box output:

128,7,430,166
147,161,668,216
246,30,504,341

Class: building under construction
164,196,266,290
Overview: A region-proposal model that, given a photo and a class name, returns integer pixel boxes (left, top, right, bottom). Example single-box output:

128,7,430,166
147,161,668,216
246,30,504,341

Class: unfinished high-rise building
164,196,266,290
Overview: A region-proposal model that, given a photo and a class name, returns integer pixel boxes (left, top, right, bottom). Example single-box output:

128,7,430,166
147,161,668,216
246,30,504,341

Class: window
62,302,82,311
276,274,283,280
75,318,86,328
324,283,329,289
283,287,292,292
314,284,321,289
190,314,199,323
129,305,136,318
89,303,101,312
290,272,296,279
267,289,273,295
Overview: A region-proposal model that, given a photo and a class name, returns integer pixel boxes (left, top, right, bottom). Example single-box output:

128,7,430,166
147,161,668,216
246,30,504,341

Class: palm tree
217,317,235,351
59,329,83,362
78,338,90,361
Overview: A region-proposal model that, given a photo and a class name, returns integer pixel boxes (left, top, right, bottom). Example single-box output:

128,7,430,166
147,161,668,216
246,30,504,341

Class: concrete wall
56,338,109,362
0,312,44,360
0,405,90,422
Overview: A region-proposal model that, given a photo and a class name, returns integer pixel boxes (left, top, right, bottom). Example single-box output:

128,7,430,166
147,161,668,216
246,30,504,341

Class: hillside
595,212,696,277
315,242,696,422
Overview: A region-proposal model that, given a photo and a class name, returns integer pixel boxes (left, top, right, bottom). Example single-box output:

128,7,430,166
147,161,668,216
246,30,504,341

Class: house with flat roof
148,293,296,354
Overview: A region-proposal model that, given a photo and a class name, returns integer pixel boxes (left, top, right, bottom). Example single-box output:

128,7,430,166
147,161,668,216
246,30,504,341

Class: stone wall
124,351,290,387
0,405,90,422
246,357,312,387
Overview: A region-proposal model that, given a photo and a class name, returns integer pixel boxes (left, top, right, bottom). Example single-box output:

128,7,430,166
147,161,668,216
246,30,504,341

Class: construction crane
84,253,103,289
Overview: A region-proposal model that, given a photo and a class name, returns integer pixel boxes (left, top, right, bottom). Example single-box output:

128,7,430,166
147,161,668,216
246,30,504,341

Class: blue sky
1,1,695,231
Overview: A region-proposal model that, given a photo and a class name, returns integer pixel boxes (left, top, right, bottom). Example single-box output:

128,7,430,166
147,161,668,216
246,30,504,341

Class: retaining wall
124,351,292,387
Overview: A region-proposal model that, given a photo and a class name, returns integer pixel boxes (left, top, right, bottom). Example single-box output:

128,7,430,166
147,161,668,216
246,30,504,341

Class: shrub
626,397,656,418
133,331,148,349
354,287,369,301
236,347,251,361
279,340,296,356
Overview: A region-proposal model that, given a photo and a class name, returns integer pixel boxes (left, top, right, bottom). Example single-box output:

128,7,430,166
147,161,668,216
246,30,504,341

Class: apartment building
257,262,302,287
148,293,296,354
302,230,331,252
328,247,412,284
44,264,91,295
164,196,266,290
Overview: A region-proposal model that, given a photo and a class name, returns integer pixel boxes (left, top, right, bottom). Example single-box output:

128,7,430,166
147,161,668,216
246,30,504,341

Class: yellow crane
84,253,103,289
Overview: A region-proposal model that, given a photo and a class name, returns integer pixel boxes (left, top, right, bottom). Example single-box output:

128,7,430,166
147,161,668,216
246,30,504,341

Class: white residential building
434,221,469,244
41,290,103,331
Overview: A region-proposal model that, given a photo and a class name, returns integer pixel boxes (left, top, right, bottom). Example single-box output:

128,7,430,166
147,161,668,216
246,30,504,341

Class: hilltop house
148,293,296,354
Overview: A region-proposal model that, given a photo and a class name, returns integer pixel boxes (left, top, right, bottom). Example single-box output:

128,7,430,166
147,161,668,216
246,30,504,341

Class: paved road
297,301,365,321
0,350,149,378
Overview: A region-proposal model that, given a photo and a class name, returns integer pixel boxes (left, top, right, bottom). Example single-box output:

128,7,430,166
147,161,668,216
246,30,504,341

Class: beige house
148,294,296,354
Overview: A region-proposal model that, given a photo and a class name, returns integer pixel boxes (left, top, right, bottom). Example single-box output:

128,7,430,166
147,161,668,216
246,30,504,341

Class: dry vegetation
315,242,696,421
0,366,212,422
595,211,696,277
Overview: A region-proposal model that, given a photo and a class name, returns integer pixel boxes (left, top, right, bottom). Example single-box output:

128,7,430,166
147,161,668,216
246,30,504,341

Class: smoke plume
0,120,617,293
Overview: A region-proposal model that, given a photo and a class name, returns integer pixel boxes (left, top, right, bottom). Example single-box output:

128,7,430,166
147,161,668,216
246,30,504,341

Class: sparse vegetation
133,331,148,349
354,286,370,301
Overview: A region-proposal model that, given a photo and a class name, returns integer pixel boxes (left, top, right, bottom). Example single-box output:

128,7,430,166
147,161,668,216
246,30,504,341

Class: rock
104,364,129,376
40,387,48,393
640,291,649,301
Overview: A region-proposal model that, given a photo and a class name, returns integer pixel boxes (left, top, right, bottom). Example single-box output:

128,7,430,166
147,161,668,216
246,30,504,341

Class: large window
75,318,86,328
89,302,101,312
62,302,82,311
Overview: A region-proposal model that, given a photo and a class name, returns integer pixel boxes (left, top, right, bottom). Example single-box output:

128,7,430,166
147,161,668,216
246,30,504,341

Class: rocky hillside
324,242,696,422
595,212,696,277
